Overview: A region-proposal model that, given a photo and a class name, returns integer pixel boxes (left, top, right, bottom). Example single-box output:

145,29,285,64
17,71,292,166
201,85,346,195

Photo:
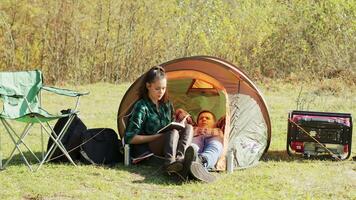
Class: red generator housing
287,110,353,160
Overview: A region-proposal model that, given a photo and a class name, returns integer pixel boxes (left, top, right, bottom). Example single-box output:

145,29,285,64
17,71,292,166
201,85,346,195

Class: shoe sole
178,146,197,180
184,146,197,169
190,161,216,183
166,161,183,174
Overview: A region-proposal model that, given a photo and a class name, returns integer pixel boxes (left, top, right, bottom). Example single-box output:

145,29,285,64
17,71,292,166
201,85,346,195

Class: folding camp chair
0,70,88,171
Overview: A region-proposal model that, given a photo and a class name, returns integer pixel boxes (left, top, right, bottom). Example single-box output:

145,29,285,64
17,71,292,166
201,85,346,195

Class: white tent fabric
228,94,268,168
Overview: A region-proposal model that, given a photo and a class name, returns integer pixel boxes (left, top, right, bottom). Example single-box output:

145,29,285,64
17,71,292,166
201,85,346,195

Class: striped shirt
193,127,224,140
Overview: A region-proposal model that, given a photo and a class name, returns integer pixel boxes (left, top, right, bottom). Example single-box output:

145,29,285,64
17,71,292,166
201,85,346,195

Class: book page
157,121,185,133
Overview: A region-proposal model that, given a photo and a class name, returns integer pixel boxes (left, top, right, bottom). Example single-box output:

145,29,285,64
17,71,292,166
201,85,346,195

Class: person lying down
176,109,224,183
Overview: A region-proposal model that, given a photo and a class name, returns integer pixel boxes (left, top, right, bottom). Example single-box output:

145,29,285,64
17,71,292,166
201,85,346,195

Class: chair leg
36,118,77,171
4,125,30,165
2,121,40,163
1,120,34,171
44,120,76,165
0,114,79,171
45,115,75,161
41,125,44,160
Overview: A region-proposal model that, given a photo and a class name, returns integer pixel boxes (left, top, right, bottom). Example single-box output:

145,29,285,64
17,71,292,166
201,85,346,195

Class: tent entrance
167,72,229,171
167,77,227,124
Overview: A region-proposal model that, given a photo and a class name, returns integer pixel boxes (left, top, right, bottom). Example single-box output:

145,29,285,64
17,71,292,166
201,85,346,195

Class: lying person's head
197,110,216,128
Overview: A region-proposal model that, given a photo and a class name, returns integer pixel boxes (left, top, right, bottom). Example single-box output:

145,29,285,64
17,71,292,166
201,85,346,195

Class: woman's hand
130,133,164,144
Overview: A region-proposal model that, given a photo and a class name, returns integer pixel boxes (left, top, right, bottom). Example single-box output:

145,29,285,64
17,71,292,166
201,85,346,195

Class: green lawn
0,82,355,200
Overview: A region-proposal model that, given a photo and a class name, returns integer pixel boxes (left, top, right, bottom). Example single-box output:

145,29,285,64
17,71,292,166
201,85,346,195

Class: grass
0,81,355,200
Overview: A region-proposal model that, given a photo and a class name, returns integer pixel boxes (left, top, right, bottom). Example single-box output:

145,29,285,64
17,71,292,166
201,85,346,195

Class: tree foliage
0,0,355,84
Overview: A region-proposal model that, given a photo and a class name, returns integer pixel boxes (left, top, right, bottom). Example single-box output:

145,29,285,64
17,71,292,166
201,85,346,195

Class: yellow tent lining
167,70,225,90
191,79,214,89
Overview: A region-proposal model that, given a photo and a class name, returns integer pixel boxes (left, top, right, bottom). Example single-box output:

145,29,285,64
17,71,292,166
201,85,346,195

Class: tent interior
165,71,230,170
168,78,226,122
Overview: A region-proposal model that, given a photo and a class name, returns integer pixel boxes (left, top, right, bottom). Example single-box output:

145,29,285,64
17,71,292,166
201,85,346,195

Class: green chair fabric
0,70,42,119
0,70,88,123
0,70,88,171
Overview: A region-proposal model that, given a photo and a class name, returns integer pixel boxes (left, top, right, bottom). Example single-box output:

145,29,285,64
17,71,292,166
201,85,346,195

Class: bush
0,0,354,84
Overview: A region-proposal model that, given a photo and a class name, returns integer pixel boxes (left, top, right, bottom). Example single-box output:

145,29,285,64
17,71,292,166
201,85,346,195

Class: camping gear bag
47,109,87,162
80,128,123,165
287,110,353,160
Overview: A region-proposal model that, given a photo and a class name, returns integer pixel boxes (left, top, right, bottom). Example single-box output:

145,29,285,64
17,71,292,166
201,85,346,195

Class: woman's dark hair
140,66,169,103
197,110,216,122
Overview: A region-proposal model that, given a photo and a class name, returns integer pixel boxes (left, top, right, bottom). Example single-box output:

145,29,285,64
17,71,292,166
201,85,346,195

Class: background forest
0,0,355,85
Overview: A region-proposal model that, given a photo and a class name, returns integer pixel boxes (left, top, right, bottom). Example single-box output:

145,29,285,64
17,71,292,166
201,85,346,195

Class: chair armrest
41,86,89,97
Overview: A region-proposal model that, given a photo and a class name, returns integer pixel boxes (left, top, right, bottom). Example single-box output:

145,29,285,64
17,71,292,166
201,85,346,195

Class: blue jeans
191,135,223,169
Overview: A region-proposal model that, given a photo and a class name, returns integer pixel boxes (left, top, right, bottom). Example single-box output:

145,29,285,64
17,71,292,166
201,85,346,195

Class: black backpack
47,109,87,162
80,128,123,165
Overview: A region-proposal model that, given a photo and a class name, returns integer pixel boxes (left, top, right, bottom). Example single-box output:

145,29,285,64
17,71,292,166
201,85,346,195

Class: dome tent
117,56,271,170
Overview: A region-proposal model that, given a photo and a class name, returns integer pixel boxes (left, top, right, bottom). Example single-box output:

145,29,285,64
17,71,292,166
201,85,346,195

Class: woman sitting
124,66,193,174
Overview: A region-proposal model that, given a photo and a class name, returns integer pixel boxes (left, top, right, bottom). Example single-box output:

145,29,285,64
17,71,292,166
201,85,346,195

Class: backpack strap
79,147,97,165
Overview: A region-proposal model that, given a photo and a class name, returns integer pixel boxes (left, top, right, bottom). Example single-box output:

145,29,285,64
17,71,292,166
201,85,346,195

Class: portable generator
287,110,353,160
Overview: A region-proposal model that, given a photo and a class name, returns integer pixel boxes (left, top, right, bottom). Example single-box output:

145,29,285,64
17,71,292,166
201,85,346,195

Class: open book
157,115,189,134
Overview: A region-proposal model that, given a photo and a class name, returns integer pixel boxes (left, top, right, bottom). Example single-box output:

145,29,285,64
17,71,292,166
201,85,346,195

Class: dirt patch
22,194,43,200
